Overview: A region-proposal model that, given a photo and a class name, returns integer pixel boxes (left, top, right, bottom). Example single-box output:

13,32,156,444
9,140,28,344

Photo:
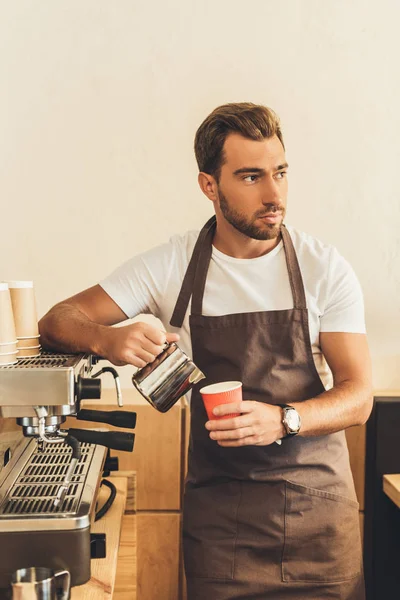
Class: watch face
286,408,300,432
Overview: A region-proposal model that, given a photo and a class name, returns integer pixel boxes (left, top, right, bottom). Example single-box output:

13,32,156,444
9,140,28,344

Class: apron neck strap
280,225,308,310
169,218,307,327
191,220,216,315
169,216,216,328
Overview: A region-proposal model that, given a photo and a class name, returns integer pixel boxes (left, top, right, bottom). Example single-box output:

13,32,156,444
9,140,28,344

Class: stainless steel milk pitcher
132,342,205,412
11,567,70,600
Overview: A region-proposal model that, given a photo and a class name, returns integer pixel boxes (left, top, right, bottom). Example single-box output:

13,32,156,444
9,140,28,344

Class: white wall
1,0,399,389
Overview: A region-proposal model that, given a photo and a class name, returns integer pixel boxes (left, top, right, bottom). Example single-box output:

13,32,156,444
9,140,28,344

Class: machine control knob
103,456,119,476
76,375,101,401
90,533,106,558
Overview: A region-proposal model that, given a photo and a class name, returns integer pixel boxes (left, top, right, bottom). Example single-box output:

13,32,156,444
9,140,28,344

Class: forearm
292,379,373,437
39,303,109,355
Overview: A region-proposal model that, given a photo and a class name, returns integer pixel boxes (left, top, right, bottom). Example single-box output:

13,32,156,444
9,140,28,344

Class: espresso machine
0,351,136,592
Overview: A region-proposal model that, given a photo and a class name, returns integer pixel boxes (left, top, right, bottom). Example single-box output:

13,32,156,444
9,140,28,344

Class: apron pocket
183,482,241,579
282,480,361,583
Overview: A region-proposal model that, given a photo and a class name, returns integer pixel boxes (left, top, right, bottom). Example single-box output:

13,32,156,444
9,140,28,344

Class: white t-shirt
100,225,366,390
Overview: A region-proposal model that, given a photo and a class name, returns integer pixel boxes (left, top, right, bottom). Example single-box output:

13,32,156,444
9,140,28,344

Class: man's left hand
205,401,285,447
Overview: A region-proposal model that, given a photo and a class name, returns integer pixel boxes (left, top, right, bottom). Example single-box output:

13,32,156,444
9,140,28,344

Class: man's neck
212,219,282,259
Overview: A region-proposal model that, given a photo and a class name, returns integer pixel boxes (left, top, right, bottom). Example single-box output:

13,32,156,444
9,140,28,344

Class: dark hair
194,102,284,181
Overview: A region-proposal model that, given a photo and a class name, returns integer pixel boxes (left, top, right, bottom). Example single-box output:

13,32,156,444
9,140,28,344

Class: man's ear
198,172,219,203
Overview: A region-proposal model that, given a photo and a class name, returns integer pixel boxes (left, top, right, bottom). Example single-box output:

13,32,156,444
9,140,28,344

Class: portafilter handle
67,428,135,452
76,409,136,429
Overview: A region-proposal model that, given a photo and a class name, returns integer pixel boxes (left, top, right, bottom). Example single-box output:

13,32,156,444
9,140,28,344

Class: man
40,102,372,599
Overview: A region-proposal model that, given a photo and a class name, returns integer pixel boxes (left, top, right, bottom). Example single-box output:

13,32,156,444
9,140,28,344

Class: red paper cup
200,381,242,420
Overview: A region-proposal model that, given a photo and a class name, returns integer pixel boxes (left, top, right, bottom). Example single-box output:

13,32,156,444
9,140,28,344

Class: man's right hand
39,285,180,364
99,322,180,368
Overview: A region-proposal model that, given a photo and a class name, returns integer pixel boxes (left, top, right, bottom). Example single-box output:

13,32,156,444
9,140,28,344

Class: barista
39,102,372,599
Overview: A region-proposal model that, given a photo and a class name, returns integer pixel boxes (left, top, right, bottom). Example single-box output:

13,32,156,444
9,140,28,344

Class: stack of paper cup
0,283,18,365
8,281,41,359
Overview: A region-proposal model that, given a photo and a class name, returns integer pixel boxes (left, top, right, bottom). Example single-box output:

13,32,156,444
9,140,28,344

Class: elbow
38,314,55,350
357,385,374,426
38,311,49,332
38,305,63,350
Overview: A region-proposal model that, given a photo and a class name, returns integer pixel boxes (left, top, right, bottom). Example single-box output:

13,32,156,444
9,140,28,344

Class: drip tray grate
0,442,94,516
0,352,81,370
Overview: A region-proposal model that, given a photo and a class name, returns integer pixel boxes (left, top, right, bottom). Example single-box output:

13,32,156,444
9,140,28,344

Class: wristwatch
278,404,301,437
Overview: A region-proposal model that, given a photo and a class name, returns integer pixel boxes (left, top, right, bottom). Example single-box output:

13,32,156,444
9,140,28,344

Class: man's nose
261,178,281,206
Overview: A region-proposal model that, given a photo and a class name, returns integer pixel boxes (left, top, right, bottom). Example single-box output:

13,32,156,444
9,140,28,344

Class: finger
140,333,179,358
209,426,255,441
144,328,179,346
140,323,168,346
205,414,254,431
212,400,257,418
210,402,241,418
126,355,147,368
135,348,159,364
121,347,156,368
139,339,165,357
166,332,180,343
217,436,262,447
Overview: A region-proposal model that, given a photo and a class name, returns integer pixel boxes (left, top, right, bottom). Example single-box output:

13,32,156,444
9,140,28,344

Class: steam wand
91,366,123,407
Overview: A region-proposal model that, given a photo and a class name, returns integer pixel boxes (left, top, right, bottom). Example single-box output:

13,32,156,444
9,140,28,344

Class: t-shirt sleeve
320,247,366,333
99,241,175,320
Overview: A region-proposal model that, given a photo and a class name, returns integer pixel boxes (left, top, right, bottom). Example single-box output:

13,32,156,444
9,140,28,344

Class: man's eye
243,175,259,183
275,171,287,179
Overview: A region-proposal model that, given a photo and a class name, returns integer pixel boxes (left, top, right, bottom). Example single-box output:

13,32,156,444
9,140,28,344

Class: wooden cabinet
137,512,181,599
114,513,137,600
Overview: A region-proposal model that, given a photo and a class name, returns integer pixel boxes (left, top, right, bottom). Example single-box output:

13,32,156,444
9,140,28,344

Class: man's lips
257,212,283,223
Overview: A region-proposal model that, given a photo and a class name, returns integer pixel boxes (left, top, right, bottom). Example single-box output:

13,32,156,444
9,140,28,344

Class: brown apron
170,216,364,599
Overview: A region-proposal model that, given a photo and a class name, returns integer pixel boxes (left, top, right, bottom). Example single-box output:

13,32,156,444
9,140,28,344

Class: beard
218,187,286,241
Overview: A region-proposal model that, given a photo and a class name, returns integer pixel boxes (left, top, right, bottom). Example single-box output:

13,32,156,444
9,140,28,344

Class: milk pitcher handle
54,570,70,600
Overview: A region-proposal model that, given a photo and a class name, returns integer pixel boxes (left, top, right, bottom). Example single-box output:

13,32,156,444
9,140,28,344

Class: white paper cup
0,350,18,365
17,336,41,349
7,281,34,288
17,344,41,350
0,284,18,345
7,281,39,338
0,340,18,353
17,345,41,358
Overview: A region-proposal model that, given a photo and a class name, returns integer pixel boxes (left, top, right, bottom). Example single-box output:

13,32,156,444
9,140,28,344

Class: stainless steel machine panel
0,353,91,416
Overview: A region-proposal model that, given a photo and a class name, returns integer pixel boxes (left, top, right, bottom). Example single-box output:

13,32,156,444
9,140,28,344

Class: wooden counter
383,474,400,509
72,476,136,599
